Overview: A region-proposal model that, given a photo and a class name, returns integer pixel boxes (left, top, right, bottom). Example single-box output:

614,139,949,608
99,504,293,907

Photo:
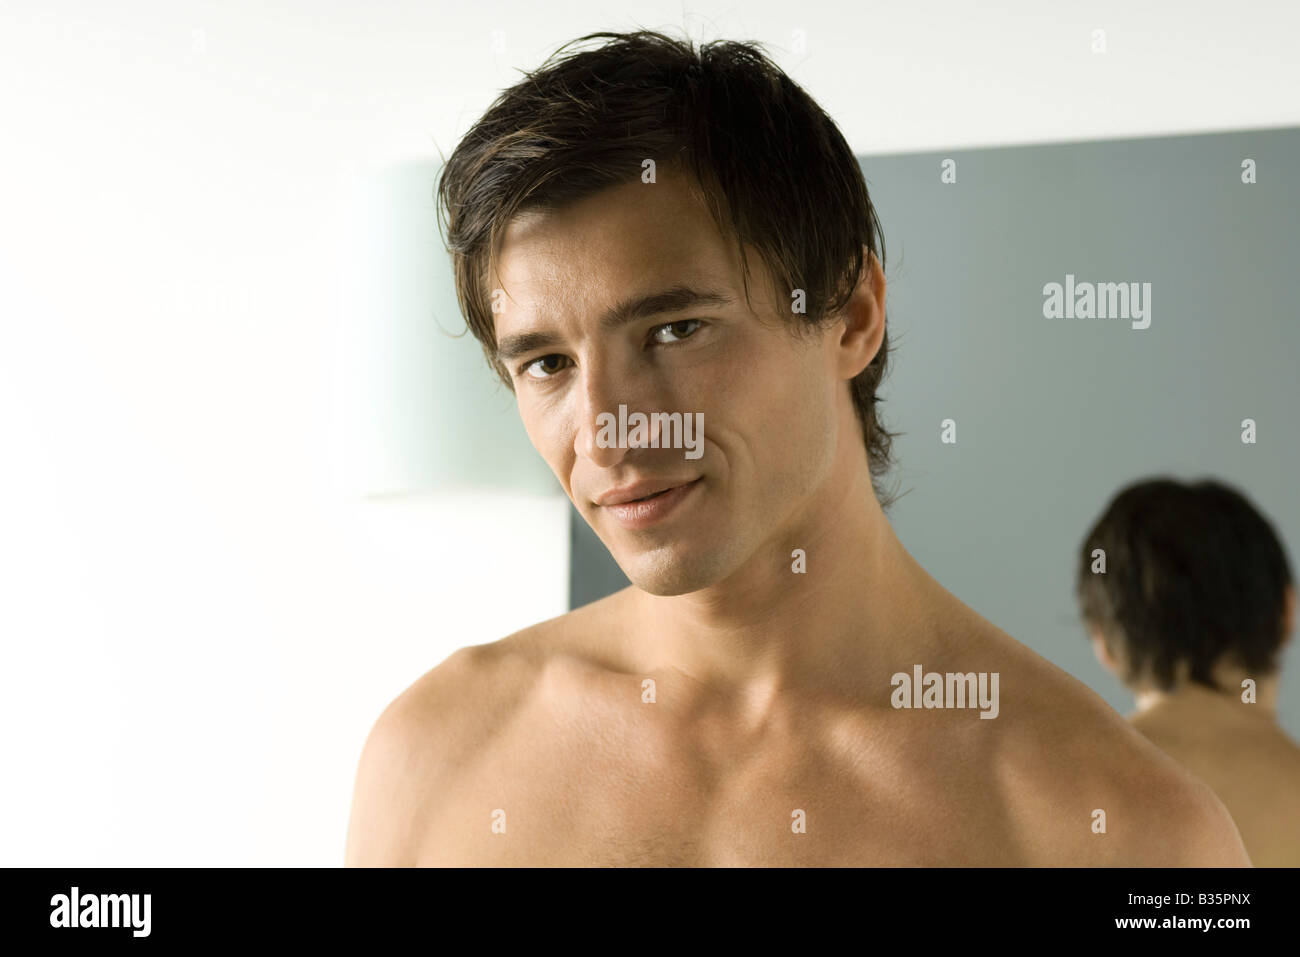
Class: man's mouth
594,478,704,530
594,477,701,508
629,487,673,503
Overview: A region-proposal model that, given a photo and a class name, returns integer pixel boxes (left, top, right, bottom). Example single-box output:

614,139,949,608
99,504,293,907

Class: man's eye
522,354,570,379
651,319,703,344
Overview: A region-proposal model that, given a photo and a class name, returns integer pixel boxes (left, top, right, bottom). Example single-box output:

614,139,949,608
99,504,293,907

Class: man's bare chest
418,717,1023,866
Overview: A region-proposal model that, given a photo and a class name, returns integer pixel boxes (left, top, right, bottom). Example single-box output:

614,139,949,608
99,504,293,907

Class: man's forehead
492,187,738,323
498,186,725,274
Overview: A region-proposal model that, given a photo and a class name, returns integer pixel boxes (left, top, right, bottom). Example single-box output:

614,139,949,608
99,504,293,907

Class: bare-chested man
1078,477,1299,867
345,30,1248,866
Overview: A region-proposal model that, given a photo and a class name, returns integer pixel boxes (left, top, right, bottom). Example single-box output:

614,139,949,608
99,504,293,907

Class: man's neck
631,450,943,717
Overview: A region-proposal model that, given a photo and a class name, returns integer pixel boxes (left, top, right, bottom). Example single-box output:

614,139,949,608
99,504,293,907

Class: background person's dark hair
1075,477,1294,693
435,29,899,506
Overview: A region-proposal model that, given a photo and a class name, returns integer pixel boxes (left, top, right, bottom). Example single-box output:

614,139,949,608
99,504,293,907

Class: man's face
491,174,850,596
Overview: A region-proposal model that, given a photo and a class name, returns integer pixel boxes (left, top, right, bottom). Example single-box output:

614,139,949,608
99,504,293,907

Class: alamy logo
595,404,704,460
891,664,1000,719
49,886,151,937
1042,273,1151,329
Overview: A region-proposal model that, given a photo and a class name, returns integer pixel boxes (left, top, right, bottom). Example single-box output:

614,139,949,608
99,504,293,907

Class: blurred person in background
1077,477,1300,866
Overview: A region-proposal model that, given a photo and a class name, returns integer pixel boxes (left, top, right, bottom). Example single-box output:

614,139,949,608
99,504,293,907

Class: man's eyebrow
493,285,734,364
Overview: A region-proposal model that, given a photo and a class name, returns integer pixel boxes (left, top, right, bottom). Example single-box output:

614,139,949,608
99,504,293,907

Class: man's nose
574,360,629,467
573,362,666,467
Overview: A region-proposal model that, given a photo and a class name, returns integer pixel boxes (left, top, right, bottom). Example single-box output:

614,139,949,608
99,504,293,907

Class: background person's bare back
346,592,1250,867
1131,693,1300,867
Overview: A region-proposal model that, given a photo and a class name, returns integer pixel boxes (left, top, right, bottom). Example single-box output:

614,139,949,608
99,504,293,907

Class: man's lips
597,477,703,530
593,477,701,507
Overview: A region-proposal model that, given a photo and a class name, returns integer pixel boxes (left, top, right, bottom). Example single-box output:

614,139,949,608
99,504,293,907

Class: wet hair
1075,477,1293,692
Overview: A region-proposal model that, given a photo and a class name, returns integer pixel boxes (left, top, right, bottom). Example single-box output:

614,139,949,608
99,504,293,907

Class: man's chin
612,545,730,597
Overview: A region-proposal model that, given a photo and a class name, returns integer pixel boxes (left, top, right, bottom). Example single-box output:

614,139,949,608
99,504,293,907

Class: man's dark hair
1075,477,1294,693
435,30,898,505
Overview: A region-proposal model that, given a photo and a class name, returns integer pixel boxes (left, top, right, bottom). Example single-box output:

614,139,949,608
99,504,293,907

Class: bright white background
1,0,1297,866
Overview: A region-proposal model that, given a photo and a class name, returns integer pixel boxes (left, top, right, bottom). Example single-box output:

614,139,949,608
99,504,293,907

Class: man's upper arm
344,648,480,867
1111,762,1254,867
344,695,435,867
1166,778,1253,867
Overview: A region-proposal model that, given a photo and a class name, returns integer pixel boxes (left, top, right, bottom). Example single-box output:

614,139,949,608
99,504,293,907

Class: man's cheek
519,413,562,468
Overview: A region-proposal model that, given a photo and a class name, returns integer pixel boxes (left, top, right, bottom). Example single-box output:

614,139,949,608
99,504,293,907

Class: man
1077,477,1299,867
345,30,1248,866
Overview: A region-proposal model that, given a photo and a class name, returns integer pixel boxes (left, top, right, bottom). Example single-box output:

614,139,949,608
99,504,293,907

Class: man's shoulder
370,590,635,759
344,599,627,866
967,624,1250,865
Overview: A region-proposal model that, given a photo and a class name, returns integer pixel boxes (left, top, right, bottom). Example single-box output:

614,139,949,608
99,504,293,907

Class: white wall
1,0,1296,865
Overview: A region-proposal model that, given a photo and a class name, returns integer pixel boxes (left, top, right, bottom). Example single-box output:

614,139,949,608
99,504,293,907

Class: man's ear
833,246,886,380
1090,630,1119,675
